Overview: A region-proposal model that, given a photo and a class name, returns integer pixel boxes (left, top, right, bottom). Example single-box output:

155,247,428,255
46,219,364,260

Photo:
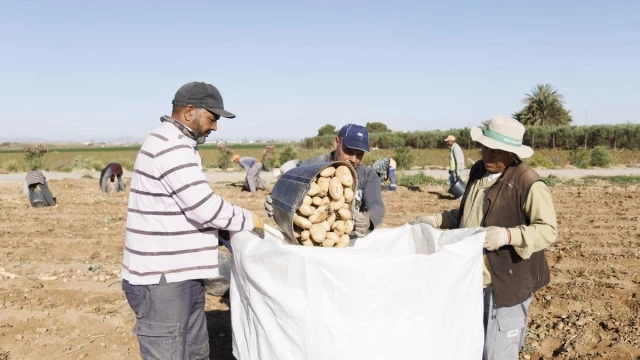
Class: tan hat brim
470,127,534,159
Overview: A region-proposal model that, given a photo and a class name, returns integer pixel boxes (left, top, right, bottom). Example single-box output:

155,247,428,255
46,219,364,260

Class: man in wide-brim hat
411,116,558,359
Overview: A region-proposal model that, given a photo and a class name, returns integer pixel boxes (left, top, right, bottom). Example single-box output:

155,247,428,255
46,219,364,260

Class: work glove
264,194,274,219
250,212,265,239
483,226,509,251
408,215,437,227
352,212,372,238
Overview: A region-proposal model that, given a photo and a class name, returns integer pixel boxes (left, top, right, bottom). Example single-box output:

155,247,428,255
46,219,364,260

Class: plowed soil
0,178,638,359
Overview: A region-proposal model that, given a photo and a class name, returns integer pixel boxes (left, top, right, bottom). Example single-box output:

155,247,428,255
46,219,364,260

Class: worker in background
372,157,397,191
24,170,56,207
100,162,126,193
232,154,268,192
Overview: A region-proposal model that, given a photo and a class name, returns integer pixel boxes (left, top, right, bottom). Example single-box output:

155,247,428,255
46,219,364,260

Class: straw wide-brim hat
231,154,240,161
444,135,456,142
470,116,534,159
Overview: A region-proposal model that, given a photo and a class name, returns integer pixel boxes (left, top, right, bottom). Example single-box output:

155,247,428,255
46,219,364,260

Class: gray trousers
483,286,532,360
123,275,209,360
245,162,267,192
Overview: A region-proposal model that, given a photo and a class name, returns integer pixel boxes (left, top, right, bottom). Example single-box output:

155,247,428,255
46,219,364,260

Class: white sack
229,224,485,360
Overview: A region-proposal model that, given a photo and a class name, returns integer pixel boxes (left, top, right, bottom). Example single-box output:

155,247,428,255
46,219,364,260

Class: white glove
409,215,437,227
353,212,372,238
483,227,510,251
264,194,273,219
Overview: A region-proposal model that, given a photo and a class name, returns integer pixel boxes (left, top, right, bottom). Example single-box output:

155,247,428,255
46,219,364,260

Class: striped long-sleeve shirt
121,118,254,285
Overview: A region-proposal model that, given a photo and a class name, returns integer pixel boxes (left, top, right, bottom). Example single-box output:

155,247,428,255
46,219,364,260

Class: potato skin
293,215,312,229
338,208,352,220
329,177,344,200
307,182,320,196
343,188,354,203
320,166,336,177
309,223,327,242
335,166,353,187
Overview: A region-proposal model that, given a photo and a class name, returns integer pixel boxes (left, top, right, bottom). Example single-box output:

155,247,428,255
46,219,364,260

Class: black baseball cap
172,81,236,119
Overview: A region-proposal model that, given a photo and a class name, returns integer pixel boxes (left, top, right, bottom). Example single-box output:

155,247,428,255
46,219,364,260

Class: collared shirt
121,118,254,285
436,171,557,287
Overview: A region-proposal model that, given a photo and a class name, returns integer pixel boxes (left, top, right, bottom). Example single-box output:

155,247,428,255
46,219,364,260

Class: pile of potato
292,165,355,248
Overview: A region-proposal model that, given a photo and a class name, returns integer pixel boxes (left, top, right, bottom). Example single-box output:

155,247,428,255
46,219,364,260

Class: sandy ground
0,177,638,359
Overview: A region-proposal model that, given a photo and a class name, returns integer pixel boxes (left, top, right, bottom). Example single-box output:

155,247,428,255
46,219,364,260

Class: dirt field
0,178,638,359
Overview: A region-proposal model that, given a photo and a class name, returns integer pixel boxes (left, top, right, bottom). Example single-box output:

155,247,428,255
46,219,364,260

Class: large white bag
229,224,485,360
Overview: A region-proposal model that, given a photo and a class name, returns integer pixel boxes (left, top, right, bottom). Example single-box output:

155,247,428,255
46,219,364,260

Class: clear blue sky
1,1,638,142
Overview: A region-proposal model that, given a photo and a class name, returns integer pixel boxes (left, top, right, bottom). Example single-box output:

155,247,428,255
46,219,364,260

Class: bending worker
410,116,557,359
372,157,397,191
265,124,385,238
24,170,56,207
232,154,268,192
100,162,126,193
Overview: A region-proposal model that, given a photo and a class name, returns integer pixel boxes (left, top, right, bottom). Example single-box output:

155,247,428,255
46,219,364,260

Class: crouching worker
372,157,397,191
232,154,268,192
100,163,126,193
24,170,56,208
410,116,557,359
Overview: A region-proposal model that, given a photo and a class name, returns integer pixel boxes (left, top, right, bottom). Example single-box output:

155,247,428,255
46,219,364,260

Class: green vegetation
513,84,572,126
590,146,612,167
279,146,298,165
570,149,590,169
393,147,414,170
261,146,277,171
397,173,447,186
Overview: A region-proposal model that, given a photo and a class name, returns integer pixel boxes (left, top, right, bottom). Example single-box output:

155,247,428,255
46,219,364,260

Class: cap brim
343,137,369,152
470,127,533,159
206,108,236,119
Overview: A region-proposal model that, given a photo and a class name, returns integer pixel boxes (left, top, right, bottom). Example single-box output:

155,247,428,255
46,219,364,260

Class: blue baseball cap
338,124,369,152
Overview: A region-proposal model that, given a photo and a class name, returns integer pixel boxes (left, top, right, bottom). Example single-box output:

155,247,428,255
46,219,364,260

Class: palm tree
516,84,571,126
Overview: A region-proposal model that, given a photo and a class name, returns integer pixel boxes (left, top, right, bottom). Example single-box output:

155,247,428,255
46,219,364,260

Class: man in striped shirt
121,81,265,360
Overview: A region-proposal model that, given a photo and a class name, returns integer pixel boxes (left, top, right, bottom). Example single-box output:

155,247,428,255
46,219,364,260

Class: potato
336,234,350,248
309,223,327,242
328,177,343,200
321,221,331,232
331,220,345,235
301,230,310,240
345,220,354,233
316,177,330,197
338,208,352,220
343,188,354,203
309,206,328,224
327,231,339,241
293,230,300,238
330,196,345,211
303,195,312,206
298,205,314,217
342,203,350,210
302,239,314,246
312,196,323,206
293,215,312,230
320,166,336,177
326,212,336,226
322,196,331,205
307,182,320,196
335,166,353,187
